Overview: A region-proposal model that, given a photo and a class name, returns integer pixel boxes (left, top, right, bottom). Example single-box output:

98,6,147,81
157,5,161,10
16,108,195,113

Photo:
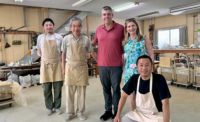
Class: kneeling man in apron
61,17,92,121
114,55,171,122
37,18,63,115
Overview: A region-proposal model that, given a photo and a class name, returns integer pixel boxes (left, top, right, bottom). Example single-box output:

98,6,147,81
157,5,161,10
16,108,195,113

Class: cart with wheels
193,58,200,90
173,54,193,88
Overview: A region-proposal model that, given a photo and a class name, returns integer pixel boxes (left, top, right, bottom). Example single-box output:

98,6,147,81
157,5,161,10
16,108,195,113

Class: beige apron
65,36,88,86
126,74,163,122
40,35,63,83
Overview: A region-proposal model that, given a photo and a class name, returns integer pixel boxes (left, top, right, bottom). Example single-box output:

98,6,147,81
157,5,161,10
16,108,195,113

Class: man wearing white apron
37,18,63,116
61,17,92,121
114,55,171,122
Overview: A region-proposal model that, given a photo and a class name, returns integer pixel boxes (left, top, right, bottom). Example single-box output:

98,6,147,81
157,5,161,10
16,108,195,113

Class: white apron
40,35,63,83
64,36,88,86
126,74,163,122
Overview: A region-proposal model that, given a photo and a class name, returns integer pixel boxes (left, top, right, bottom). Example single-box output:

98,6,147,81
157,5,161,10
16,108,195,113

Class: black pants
42,81,63,110
99,66,123,113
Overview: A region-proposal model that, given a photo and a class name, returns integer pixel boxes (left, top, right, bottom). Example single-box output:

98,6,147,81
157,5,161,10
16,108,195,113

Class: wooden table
154,49,200,61
0,63,40,78
0,63,40,70
154,49,200,54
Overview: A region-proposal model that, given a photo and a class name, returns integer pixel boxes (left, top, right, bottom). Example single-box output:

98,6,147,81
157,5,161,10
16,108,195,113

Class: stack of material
159,57,174,82
175,67,193,85
193,60,200,89
0,81,13,107
0,81,27,107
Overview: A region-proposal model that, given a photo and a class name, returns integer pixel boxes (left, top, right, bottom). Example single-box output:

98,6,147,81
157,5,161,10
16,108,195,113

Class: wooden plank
0,31,36,35
0,99,14,106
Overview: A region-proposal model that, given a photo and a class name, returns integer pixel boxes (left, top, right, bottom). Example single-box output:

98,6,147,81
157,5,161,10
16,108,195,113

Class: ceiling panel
0,0,200,19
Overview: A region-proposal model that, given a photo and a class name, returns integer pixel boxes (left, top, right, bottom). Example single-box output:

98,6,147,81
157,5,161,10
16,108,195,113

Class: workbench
0,63,40,76
154,49,200,54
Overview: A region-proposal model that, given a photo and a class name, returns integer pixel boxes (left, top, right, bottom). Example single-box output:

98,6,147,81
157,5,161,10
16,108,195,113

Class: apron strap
137,74,153,93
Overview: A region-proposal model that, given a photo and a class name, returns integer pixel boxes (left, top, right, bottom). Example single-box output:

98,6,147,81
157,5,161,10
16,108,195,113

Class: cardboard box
159,57,172,67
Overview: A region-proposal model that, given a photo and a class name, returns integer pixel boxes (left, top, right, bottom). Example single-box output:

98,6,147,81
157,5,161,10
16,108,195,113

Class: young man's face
43,21,54,34
137,58,153,78
101,9,113,24
70,20,82,35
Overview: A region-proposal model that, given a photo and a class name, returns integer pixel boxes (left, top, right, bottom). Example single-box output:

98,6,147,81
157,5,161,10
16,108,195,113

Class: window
157,28,180,49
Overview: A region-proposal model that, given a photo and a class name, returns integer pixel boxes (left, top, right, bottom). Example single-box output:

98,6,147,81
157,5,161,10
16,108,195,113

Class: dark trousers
42,81,63,110
99,66,122,113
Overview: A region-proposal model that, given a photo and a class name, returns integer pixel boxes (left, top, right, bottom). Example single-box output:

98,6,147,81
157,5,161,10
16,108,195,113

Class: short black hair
136,55,153,65
102,6,113,12
42,18,54,26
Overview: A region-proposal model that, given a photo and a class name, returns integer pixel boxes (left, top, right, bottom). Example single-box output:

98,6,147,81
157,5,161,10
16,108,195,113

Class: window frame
155,26,187,48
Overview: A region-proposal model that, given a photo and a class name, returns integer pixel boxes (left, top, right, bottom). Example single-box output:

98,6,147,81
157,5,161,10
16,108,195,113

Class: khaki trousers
66,85,86,115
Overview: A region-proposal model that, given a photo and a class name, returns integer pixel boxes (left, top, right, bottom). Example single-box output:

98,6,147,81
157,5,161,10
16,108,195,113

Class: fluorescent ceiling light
170,2,200,15
15,0,23,2
72,0,93,7
170,11,184,15
137,11,159,18
113,2,139,12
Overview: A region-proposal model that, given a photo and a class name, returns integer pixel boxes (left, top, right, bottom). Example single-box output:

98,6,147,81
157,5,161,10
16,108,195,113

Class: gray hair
69,17,82,27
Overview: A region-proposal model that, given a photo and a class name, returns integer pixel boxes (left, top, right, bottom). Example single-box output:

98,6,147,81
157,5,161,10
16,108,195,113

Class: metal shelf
194,13,200,43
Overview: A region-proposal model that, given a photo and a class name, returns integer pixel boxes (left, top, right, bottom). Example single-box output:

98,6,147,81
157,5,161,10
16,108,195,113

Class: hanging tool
3,33,11,48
